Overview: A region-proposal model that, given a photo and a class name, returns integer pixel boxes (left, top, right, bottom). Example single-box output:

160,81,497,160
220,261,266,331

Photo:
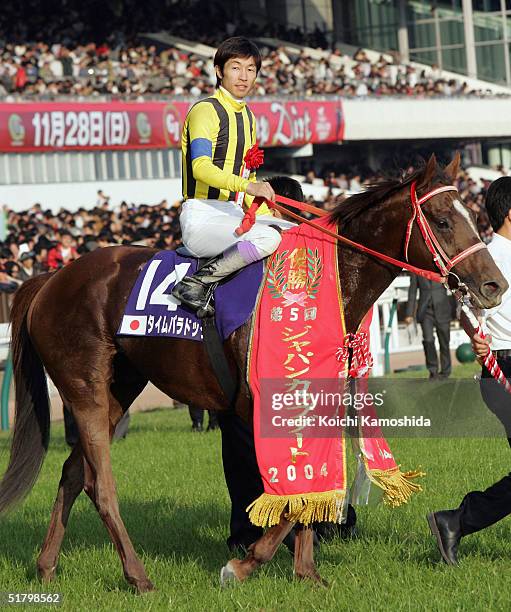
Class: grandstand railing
0,150,180,186
0,92,509,102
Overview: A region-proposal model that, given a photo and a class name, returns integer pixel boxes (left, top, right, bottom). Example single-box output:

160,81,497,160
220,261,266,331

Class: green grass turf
0,370,510,611
389,361,481,379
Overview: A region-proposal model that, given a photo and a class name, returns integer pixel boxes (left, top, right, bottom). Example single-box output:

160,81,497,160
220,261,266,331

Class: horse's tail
0,273,52,513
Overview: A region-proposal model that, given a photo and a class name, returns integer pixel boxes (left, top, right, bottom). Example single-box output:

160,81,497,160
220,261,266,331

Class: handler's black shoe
207,411,219,431
427,510,462,565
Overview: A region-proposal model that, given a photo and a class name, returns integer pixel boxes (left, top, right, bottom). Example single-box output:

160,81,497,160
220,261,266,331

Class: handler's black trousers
217,411,264,549
458,357,511,536
421,307,451,377
188,405,218,430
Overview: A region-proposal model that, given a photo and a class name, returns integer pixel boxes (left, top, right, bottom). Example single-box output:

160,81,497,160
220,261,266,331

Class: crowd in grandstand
0,42,212,99
0,0,496,100
0,195,182,290
0,0,329,52
0,40,494,100
0,164,498,289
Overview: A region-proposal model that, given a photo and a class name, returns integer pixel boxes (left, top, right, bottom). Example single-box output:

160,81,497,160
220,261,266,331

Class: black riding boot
171,243,250,317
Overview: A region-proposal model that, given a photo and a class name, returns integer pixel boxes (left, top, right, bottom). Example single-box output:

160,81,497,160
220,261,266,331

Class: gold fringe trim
247,491,345,527
368,467,426,507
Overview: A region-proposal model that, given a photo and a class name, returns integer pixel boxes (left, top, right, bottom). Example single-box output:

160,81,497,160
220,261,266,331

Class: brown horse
0,154,507,592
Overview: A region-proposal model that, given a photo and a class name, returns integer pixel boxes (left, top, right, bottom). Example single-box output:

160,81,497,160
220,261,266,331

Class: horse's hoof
135,578,156,594
37,565,56,583
220,561,240,587
316,576,329,588
296,571,329,588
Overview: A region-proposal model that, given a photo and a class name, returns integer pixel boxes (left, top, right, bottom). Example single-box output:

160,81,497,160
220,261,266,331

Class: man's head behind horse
415,154,507,308
485,176,511,237
266,176,304,202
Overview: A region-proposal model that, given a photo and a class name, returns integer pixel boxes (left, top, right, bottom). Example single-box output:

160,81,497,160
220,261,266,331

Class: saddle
118,248,264,407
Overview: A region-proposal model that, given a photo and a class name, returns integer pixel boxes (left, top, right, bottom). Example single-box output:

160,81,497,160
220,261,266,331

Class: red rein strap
237,195,442,281
271,194,329,217
235,194,328,236
236,184,487,284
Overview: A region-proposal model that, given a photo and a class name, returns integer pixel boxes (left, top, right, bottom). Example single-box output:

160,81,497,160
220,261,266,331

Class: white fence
370,275,467,376
0,323,9,364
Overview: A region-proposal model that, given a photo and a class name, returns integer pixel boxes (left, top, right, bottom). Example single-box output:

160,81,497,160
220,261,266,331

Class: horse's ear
422,153,437,185
444,151,461,181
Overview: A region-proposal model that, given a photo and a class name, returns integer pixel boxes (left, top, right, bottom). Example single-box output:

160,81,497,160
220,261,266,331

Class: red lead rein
236,183,486,284
237,188,510,394
236,192,445,282
458,299,511,395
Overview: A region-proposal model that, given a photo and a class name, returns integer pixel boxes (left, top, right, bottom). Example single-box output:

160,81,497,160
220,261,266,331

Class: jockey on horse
172,36,307,555
171,36,295,315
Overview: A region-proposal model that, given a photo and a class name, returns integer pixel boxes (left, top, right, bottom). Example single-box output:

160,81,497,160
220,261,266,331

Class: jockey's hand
404,316,414,325
472,332,491,360
246,181,276,203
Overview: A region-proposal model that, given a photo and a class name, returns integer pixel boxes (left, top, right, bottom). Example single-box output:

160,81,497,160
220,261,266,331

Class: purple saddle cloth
117,250,263,342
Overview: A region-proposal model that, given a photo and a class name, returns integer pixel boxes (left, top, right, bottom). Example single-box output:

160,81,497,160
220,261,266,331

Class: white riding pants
179,199,296,259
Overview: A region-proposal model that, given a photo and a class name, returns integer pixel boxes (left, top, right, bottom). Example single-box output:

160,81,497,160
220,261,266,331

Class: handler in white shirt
428,176,511,566
479,232,511,349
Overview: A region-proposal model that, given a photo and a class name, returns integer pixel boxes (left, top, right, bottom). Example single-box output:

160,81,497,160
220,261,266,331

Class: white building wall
342,98,511,141
0,178,182,212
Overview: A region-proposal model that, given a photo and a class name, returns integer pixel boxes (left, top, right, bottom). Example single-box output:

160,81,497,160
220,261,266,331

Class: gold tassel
247,491,345,527
368,467,425,508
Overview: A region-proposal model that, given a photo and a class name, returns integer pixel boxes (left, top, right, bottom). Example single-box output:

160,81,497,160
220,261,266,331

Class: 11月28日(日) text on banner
0,100,344,152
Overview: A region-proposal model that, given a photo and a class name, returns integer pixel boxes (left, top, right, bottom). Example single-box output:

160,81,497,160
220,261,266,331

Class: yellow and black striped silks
181,86,271,215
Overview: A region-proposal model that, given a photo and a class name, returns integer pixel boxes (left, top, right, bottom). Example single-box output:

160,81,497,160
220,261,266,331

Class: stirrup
197,284,217,319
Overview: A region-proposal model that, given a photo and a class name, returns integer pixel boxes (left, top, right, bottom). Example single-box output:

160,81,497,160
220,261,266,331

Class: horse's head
404,153,507,309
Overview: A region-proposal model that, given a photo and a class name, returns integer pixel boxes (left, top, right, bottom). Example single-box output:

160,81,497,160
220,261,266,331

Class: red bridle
405,181,486,278
238,182,487,286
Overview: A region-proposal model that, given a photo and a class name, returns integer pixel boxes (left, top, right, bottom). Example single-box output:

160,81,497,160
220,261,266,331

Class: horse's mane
329,163,451,228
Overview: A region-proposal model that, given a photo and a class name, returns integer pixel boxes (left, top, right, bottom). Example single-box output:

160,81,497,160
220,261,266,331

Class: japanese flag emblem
119,315,147,335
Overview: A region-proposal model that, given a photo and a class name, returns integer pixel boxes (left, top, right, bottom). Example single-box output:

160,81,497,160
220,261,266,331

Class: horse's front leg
293,526,328,587
220,514,294,585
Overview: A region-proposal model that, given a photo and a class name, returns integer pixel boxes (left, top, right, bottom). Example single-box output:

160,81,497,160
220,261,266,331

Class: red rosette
244,144,264,170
